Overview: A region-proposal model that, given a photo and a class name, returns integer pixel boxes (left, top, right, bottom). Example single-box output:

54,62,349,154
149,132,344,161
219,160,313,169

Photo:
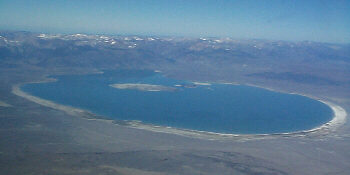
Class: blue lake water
22,70,333,134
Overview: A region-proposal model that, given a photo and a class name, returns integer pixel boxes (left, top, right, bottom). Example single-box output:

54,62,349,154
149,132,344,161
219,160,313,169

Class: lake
22,70,333,134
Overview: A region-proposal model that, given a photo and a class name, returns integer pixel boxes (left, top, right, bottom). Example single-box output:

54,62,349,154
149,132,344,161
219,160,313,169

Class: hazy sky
0,0,349,43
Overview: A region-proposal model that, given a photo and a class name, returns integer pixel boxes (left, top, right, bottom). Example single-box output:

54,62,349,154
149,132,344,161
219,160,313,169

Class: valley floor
1,68,350,175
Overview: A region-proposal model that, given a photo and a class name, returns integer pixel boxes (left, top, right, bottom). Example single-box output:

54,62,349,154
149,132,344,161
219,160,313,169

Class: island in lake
110,83,177,92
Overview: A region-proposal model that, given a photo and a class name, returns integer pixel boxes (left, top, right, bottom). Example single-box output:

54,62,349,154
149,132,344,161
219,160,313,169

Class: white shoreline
13,84,86,117
127,101,347,137
11,78,348,140
0,100,12,107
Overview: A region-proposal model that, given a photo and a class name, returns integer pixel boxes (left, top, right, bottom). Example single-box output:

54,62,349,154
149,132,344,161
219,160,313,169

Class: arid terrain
1,31,350,174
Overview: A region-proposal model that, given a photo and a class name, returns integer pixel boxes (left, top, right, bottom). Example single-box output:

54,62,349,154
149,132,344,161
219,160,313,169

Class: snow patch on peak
134,37,143,41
